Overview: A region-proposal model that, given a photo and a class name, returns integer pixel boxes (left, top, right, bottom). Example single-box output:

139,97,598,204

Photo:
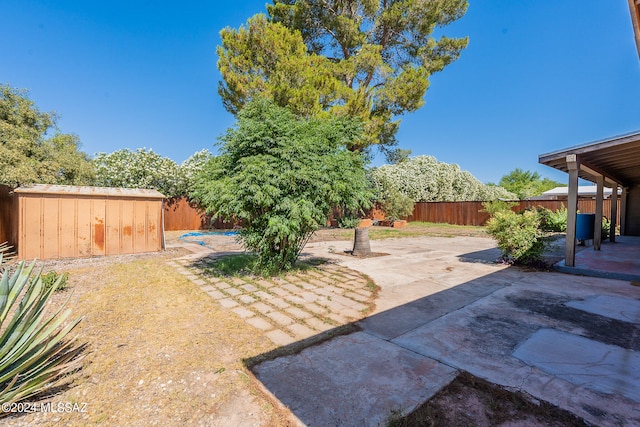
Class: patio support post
610,183,618,242
620,187,628,235
594,175,604,250
565,154,579,267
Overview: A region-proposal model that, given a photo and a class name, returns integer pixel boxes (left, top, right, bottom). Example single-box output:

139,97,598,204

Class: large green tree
498,168,564,200
0,84,94,187
191,98,372,273
218,0,468,158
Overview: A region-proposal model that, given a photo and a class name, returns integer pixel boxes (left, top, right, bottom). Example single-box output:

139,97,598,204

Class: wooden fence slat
162,197,622,231
0,185,18,247
408,199,621,227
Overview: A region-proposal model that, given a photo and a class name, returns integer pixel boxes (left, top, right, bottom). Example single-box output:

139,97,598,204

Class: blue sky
2,1,639,184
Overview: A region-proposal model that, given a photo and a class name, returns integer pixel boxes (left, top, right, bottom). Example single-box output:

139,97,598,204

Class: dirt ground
389,372,589,427
1,224,589,426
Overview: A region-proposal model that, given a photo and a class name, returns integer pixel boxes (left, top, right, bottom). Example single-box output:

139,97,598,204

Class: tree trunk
352,227,371,257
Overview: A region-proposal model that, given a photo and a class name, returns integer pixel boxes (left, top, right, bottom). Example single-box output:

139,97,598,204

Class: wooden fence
162,197,623,231
0,185,17,246
407,199,621,226
163,198,237,231
163,198,209,231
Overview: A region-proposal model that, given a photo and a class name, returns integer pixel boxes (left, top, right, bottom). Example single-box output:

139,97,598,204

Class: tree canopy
191,98,372,272
217,0,468,158
370,155,515,202
0,84,94,188
498,168,564,200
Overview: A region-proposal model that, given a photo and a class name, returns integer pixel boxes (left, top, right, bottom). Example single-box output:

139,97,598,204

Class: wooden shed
1,184,165,260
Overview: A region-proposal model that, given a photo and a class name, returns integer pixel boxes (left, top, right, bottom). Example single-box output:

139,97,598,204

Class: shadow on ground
247,245,640,427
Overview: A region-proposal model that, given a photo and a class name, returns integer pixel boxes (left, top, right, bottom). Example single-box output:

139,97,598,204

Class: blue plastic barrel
576,213,595,240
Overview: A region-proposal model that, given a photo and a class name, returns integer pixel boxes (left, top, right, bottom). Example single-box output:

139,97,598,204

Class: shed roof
13,184,165,199
538,130,640,187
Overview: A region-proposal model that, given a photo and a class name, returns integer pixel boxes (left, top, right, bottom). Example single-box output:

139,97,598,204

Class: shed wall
18,194,163,260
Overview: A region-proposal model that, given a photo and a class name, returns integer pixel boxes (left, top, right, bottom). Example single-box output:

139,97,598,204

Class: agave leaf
0,260,85,405
2,311,76,376
0,272,58,350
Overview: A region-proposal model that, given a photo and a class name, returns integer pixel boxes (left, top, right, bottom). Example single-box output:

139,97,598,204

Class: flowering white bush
370,155,515,202
181,149,213,188
93,148,214,198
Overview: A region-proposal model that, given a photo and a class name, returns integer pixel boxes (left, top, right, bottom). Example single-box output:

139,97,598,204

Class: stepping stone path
167,253,377,346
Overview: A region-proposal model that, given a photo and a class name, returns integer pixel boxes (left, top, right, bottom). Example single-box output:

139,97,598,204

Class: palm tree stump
352,227,371,256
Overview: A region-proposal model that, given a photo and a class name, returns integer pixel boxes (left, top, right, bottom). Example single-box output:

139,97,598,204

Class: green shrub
481,200,517,216
486,209,545,264
379,187,415,221
40,271,70,292
0,262,84,405
601,217,611,240
536,206,567,232
190,99,372,274
337,215,362,229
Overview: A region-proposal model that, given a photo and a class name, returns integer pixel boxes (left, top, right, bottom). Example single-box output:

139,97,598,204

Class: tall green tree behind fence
218,0,469,160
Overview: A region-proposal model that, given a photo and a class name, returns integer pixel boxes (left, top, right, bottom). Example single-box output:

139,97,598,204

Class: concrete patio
251,236,640,426
555,235,640,282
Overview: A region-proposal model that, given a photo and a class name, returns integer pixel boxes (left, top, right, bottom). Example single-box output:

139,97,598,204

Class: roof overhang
538,131,640,187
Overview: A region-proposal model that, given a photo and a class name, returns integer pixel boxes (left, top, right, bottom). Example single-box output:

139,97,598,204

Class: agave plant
0,257,84,406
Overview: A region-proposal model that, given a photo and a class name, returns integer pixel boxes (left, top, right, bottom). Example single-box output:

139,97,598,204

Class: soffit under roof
538,131,640,187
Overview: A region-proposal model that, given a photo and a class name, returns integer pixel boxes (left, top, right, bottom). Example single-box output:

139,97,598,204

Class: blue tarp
178,230,238,246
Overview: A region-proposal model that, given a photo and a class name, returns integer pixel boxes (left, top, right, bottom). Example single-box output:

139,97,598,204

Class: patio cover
539,130,640,266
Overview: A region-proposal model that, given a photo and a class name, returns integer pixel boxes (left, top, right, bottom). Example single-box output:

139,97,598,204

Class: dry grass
4,256,293,426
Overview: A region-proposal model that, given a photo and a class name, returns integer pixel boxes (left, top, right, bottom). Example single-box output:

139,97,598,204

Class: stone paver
270,287,289,297
168,247,377,347
286,323,316,338
268,297,290,309
231,307,255,319
241,284,258,292
218,298,239,309
251,302,274,314
265,330,296,346
246,317,274,331
238,294,256,305
206,290,225,300
285,306,313,320
266,311,295,326
304,317,334,332
225,287,242,296
255,291,272,300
